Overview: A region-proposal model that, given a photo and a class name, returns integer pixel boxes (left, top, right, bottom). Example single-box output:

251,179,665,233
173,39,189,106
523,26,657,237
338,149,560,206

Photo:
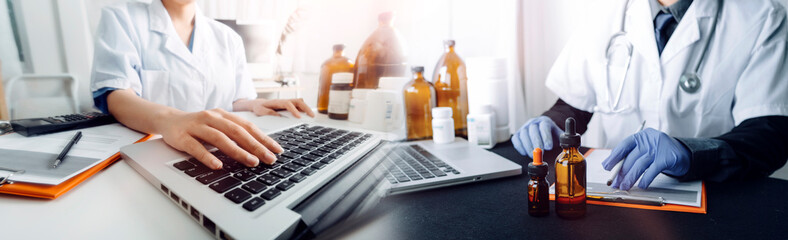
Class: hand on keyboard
233,98,315,119
157,108,284,170
172,124,374,211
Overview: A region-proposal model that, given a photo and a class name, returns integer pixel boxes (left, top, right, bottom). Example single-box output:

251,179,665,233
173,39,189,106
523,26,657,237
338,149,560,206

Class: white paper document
550,149,703,207
0,124,145,185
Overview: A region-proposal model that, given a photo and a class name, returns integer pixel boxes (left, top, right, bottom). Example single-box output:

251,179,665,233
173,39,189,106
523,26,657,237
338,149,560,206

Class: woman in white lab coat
513,0,788,190
91,0,314,169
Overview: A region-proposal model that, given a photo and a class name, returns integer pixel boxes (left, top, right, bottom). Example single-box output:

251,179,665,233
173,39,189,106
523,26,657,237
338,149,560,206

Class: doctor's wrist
542,99,593,134
231,98,255,112
670,137,735,181
151,107,187,134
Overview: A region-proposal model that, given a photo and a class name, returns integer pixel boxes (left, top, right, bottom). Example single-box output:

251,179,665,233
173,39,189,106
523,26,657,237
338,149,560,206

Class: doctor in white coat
91,0,314,170
513,0,788,190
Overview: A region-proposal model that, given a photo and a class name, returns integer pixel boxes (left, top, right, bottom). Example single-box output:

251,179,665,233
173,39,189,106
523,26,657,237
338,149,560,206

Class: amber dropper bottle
528,148,549,217
555,117,587,219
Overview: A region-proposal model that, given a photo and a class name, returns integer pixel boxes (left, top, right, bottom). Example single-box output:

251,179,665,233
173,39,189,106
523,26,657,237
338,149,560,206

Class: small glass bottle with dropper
528,147,549,217
555,117,587,219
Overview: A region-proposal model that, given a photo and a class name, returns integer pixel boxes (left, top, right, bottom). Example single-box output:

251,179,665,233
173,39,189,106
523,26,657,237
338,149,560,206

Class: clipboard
0,134,152,199
549,149,708,214
549,183,707,214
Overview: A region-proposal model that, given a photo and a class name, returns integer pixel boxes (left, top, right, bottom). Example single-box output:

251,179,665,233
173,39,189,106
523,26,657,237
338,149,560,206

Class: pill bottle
317,44,354,114
328,73,354,120
348,89,373,124
467,104,497,149
431,107,454,144
363,89,400,132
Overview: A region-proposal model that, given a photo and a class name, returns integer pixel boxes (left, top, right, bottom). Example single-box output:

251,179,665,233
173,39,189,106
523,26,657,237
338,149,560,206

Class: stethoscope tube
603,0,723,113
679,0,723,93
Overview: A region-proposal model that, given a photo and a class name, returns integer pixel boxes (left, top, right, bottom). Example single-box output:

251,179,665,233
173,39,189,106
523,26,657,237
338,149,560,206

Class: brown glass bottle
528,148,549,217
555,118,586,219
328,73,354,120
353,12,409,89
432,40,469,137
318,44,354,114
404,66,436,140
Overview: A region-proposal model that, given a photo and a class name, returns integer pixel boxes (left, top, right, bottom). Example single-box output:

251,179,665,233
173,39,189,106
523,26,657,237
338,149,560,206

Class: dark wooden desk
335,141,788,239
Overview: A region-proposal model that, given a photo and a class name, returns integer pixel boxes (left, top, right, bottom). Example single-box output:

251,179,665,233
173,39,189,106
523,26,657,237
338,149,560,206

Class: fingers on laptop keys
188,109,263,168
292,98,315,118
205,116,273,167
178,137,224,170
261,98,315,119
215,112,282,166
215,110,284,156
175,109,282,170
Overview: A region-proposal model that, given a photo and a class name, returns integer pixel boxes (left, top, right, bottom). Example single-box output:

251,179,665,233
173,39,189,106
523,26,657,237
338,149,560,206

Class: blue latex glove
512,116,563,158
602,128,691,190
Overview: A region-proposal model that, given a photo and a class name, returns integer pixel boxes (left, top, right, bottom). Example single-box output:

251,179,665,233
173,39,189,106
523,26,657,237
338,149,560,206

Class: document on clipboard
0,123,146,185
550,149,706,214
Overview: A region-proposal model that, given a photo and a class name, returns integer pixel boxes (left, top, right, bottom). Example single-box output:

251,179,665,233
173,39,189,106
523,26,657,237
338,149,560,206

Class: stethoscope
597,0,722,114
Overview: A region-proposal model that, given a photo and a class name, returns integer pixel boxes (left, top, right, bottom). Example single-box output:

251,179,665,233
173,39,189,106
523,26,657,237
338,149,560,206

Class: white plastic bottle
348,89,372,124
432,107,455,144
467,104,497,149
467,57,509,143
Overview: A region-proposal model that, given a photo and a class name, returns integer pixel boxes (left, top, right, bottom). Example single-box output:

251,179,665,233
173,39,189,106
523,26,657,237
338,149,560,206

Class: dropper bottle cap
560,117,581,148
532,148,543,165
528,148,548,177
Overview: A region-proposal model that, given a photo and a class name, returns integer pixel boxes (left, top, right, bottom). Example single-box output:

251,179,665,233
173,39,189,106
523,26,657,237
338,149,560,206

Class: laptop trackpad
436,148,473,162
419,140,475,162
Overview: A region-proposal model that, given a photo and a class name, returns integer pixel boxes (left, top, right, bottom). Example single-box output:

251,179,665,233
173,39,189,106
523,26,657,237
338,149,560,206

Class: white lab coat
546,0,788,148
90,0,257,113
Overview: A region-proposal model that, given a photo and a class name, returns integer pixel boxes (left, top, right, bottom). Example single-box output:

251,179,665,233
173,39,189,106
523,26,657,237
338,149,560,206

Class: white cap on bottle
432,107,453,119
332,72,354,84
351,89,373,99
471,104,494,115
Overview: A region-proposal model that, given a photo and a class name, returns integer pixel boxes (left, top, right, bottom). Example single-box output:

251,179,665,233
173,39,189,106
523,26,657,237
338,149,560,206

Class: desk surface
1,123,787,239
335,142,788,239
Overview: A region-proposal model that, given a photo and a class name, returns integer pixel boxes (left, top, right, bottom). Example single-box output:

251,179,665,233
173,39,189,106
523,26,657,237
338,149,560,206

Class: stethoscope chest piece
679,73,701,93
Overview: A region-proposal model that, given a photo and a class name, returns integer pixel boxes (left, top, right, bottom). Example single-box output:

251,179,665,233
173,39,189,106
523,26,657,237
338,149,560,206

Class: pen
587,194,665,206
52,131,82,168
607,121,646,186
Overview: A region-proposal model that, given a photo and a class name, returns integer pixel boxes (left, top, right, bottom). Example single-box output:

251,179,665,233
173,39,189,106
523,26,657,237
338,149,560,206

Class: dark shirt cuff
92,87,118,114
673,137,737,181
542,99,593,134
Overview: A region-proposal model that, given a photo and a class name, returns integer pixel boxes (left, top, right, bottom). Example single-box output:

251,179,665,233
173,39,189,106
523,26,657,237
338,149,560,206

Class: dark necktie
654,11,677,56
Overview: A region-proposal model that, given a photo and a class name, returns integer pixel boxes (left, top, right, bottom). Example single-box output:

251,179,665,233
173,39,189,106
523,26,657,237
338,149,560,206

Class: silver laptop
120,115,521,239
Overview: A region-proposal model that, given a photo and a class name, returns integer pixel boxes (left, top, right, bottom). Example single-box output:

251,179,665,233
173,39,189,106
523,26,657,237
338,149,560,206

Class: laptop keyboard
383,144,461,184
172,124,372,212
